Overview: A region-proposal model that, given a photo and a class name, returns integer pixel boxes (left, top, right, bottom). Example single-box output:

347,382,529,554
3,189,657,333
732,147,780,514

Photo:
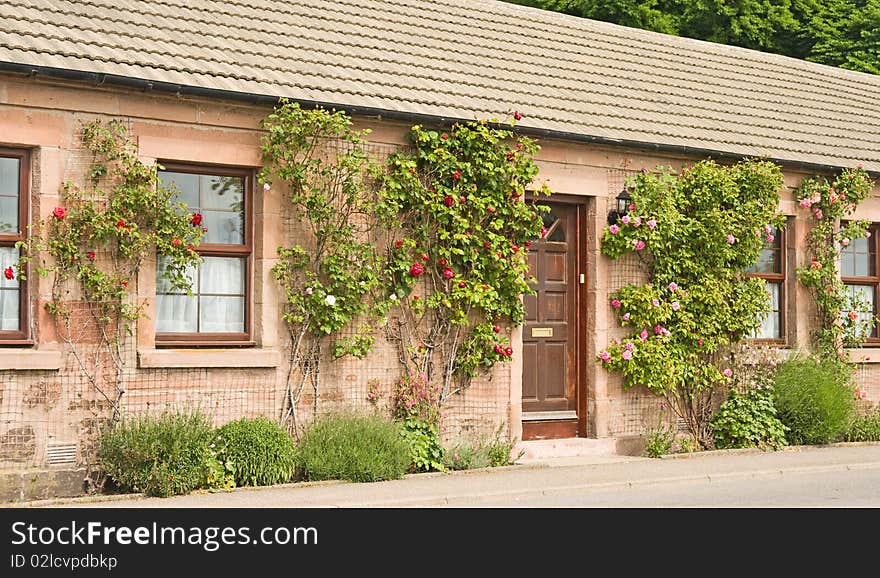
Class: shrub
399,418,446,472
98,408,216,497
711,385,789,450
772,356,856,445
297,411,411,482
215,417,298,487
844,410,880,442
445,424,522,470
643,428,675,458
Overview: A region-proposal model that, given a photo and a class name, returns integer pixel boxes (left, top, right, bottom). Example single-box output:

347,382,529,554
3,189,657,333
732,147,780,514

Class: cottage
1,0,878,499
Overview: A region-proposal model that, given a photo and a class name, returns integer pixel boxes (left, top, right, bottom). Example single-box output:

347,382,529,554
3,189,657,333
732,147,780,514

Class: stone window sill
0,349,62,370
137,348,281,369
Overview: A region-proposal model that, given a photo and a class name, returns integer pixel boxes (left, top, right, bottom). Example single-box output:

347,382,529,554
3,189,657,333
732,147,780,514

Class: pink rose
671,301,680,311
722,368,733,378
625,342,634,351
633,240,645,251
611,299,621,308
668,282,678,292
621,350,633,360
622,313,631,321
799,198,812,208
621,215,631,225
609,224,620,234
647,219,657,230
652,299,660,307
766,234,775,243
639,329,648,341
726,234,736,244
632,217,642,228
599,351,611,362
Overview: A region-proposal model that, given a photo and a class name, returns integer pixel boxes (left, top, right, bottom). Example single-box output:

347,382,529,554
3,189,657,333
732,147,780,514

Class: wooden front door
522,201,583,439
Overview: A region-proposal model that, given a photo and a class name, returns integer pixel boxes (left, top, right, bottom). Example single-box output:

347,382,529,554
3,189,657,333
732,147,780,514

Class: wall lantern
607,186,633,225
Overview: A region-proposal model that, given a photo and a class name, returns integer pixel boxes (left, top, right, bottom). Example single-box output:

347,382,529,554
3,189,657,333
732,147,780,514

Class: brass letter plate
531,327,553,338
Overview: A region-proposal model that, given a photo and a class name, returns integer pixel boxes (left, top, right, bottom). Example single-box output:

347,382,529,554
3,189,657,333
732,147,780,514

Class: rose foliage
598,159,785,447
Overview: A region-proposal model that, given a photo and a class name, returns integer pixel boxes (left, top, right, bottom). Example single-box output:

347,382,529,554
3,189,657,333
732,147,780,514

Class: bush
98,408,216,497
643,428,675,458
446,424,523,470
711,385,789,450
772,356,856,445
844,410,880,442
297,411,411,482
215,417,298,487
399,418,446,472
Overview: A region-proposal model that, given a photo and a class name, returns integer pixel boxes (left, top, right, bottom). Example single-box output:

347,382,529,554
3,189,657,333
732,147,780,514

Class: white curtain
0,246,19,331
155,256,243,333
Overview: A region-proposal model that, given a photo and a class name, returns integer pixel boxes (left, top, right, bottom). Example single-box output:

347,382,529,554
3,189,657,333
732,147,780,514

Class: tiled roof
1,0,879,172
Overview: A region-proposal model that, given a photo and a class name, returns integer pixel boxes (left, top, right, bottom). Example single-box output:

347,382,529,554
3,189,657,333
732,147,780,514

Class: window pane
200,175,243,211
841,236,871,278
752,281,780,339
0,247,19,289
158,171,199,208
199,296,244,333
746,226,780,274
201,210,243,244
199,257,244,295
0,289,19,331
0,196,18,233
0,157,19,196
843,284,875,340
155,294,198,333
156,256,198,294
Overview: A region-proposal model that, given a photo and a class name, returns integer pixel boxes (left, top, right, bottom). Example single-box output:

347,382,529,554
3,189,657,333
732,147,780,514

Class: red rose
506,151,515,161
187,244,195,252
444,196,455,207
115,219,126,229
510,244,519,252
493,344,503,354
420,253,429,262
439,258,447,266
190,213,203,226
458,281,466,288
493,325,501,333
513,111,522,121
516,142,523,150
441,133,448,140
87,251,96,261
504,346,513,356
460,196,467,204
442,267,455,279
487,206,495,213
3,266,13,280
483,242,490,249
409,262,424,277
52,207,66,220
525,241,532,247
120,280,128,287
540,226,548,238
172,238,182,246
452,169,461,180
394,240,404,248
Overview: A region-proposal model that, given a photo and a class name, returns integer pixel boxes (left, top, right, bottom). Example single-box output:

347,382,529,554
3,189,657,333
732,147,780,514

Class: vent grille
46,442,77,466
675,418,689,433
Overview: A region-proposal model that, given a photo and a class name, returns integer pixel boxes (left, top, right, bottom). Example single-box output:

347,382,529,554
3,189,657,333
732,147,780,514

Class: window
0,148,29,342
155,164,252,345
746,225,784,341
841,224,879,340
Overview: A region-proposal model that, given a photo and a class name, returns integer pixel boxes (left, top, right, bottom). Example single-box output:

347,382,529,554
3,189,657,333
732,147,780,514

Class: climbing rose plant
380,116,549,400
259,101,390,434
598,159,785,448
17,119,203,420
794,166,876,359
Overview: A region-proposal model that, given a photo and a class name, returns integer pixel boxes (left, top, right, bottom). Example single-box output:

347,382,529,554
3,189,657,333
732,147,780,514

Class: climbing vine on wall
794,166,876,359
597,159,785,448
259,101,391,435
379,116,549,401
17,119,203,421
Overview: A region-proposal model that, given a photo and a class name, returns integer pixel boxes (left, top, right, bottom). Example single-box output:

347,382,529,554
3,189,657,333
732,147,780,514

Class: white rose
324,294,336,306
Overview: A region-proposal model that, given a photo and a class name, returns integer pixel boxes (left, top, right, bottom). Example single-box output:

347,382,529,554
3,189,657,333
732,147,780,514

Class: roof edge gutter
1,62,876,178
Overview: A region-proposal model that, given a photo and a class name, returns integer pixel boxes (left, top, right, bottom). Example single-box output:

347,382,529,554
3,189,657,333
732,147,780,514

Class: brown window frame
841,222,880,343
746,222,786,344
154,162,254,347
0,147,30,344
